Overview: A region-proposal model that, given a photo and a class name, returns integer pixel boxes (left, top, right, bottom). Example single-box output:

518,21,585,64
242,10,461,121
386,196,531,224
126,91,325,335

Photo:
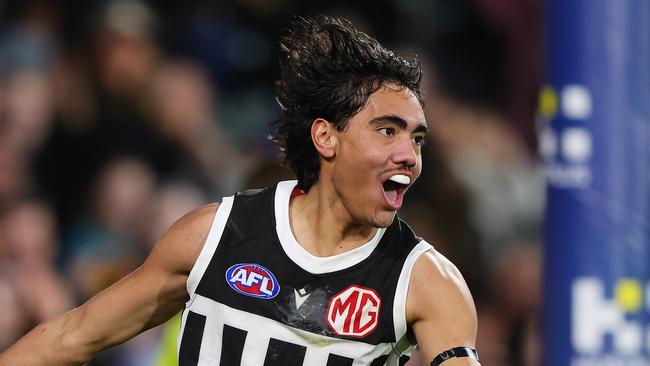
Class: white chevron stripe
185,294,397,365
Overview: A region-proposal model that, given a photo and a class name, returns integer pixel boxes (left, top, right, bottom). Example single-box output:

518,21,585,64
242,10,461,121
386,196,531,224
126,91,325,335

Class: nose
392,136,418,169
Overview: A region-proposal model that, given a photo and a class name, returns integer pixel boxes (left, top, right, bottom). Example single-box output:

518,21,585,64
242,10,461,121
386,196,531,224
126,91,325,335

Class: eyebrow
368,114,429,133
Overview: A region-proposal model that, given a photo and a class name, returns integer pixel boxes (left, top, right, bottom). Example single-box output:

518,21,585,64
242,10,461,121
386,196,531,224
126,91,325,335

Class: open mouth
382,174,410,208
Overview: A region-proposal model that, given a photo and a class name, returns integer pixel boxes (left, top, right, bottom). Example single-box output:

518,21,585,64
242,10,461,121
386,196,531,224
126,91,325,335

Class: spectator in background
89,0,180,182
32,39,99,231
64,156,156,299
0,0,59,212
146,59,249,198
0,200,73,348
2,69,55,155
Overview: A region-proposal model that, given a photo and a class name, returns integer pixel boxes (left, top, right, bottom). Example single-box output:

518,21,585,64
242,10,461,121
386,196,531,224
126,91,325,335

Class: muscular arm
407,249,481,366
0,204,218,366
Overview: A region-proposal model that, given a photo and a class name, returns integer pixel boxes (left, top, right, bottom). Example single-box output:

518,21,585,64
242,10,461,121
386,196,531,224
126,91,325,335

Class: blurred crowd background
0,0,544,365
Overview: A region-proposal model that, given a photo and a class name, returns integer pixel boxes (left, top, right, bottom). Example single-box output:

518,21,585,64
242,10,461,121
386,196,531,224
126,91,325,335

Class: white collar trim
274,180,385,274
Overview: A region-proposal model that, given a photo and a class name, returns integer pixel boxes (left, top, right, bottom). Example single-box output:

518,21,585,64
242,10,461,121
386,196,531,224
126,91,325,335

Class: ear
311,118,337,159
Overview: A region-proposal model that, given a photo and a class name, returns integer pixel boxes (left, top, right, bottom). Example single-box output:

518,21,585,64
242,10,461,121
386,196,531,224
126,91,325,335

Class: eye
413,135,427,147
378,127,395,136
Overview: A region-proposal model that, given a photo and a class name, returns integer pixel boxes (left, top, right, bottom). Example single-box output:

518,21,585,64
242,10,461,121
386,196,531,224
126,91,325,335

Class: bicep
66,204,217,353
407,250,480,366
70,259,187,350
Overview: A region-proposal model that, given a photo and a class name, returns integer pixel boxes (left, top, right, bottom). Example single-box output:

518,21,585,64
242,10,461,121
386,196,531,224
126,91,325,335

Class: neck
289,180,377,257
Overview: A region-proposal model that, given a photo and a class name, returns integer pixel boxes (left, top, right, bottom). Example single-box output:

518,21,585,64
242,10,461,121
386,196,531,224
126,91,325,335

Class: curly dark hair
271,15,423,191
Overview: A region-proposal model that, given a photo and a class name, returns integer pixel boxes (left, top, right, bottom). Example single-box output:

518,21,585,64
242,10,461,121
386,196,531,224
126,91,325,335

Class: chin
372,211,397,228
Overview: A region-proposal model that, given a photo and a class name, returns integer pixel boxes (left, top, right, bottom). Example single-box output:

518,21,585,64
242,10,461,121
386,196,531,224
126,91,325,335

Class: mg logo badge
327,285,381,337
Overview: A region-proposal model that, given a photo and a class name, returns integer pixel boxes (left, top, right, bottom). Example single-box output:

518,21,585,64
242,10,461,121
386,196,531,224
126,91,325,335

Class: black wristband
430,347,480,366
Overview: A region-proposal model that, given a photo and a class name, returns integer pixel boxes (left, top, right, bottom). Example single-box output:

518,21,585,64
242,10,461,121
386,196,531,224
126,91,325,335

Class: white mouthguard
388,174,410,185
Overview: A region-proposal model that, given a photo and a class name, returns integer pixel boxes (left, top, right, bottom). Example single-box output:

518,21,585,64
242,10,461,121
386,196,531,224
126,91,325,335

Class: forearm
1,276,188,365
0,310,90,366
0,205,211,366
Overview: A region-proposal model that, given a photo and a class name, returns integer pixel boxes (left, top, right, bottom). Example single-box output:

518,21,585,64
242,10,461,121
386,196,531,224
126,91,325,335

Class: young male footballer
0,15,480,366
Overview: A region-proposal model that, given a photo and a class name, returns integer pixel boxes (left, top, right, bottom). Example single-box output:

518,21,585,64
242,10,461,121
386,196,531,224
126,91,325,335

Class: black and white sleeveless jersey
178,180,433,366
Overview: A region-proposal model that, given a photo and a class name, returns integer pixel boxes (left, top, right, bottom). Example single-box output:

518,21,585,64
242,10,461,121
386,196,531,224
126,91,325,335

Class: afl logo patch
225,263,280,299
327,285,381,337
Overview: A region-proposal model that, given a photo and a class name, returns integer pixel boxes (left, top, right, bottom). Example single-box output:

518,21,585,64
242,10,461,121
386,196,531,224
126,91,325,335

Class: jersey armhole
393,240,433,342
186,196,235,301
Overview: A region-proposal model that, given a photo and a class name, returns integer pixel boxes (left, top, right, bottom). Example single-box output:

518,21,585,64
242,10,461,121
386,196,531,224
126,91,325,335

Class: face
327,84,427,228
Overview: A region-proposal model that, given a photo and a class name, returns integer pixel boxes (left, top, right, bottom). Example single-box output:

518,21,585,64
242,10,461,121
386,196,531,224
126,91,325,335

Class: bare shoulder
407,248,479,363
146,202,220,275
409,248,475,310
